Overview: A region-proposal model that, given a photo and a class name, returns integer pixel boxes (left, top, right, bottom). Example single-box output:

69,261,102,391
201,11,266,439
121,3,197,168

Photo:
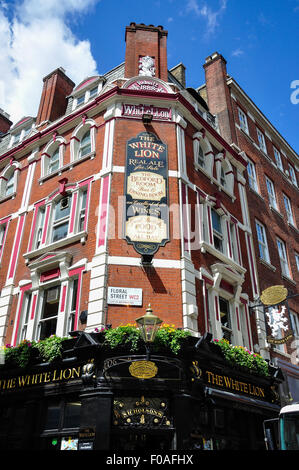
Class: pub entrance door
111,429,175,451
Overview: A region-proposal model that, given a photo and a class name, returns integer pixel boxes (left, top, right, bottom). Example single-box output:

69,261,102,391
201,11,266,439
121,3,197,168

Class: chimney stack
125,23,168,82
36,67,75,127
203,52,237,144
0,109,12,134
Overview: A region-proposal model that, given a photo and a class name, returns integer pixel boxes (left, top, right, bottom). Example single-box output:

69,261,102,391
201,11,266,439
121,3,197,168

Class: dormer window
9,117,34,148
72,76,103,111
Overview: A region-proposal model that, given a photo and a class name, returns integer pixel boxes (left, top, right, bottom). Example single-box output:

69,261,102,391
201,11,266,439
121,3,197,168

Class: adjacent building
0,23,296,451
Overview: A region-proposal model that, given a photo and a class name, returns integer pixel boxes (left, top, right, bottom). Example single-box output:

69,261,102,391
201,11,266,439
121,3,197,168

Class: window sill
248,186,264,201
287,222,299,233
269,205,283,219
39,152,95,184
200,241,246,274
259,258,276,272
24,231,87,261
0,192,16,203
281,274,296,286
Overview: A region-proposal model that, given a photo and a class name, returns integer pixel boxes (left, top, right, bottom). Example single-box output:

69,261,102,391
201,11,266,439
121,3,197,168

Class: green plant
35,335,69,363
4,339,36,368
213,339,270,377
104,324,142,352
154,324,191,355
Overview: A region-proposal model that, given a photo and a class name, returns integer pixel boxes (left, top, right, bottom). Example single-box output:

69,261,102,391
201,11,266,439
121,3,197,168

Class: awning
205,387,280,414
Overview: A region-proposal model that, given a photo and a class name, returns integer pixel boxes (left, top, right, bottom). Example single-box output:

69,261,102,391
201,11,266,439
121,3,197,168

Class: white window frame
51,195,72,244
256,127,267,153
193,132,214,177
255,220,270,263
238,107,249,134
288,164,297,186
277,237,290,278
283,193,294,225
211,209,224,254
295,252,299,271
273,147,283,171
266,176,277,209
41,137,65,178
247,158,258,192
70,120,96,163
29,185,90,255
0,162,20,199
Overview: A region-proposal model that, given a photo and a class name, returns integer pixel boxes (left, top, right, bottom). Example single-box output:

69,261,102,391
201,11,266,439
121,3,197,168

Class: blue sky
1,0,298,153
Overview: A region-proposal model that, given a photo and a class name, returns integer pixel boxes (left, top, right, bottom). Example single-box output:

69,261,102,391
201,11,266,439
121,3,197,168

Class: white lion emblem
139,56,156,77
266,306,289,337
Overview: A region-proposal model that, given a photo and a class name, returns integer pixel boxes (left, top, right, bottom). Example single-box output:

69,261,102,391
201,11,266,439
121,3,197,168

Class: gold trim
260,285,288,306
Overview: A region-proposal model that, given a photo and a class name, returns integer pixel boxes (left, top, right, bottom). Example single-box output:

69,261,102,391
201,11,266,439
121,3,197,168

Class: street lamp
136,304,163,360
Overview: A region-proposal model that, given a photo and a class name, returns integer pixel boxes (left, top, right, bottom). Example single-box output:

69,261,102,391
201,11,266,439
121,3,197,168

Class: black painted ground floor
0,332,284,451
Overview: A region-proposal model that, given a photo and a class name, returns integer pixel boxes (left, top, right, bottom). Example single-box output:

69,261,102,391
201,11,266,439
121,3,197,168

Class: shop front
0,332,284,451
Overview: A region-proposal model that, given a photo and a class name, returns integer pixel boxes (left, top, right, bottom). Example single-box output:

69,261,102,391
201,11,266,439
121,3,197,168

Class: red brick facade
0,25,297,400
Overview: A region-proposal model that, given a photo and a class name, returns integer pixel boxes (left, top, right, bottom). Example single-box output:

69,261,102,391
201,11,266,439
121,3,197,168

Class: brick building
201,52,299,403
0,23,294,451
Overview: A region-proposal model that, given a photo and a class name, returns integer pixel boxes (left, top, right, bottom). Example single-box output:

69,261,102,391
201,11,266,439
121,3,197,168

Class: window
277,238,290,278
266,177,277,209
290,311,299,338
34,207,45,249
247,159,258,192
0,163,20,198
256,221,270,263
256,128,267,153
229,222,239,263
20,293,32,341
273,147,283,171
283,194,294,225
0,222,8,262
295,253,299,271
68,278,78,332
219,297,232,342
42,138,65,177
0,224,6,252
89,86,98,99
30,185,90,253
197,144,205,168
211,209,224,253
238,107,249,134
288,164,297,186
38,286,60,340
48,148,60,175
52,196,71,243
78,130,91,159
78,189,88,232
71,121,95,163
42,400,81,450
217,157,234,194
76,94,85,107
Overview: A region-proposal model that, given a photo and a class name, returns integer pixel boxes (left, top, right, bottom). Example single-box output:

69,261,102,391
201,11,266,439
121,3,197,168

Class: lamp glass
136,305,162,343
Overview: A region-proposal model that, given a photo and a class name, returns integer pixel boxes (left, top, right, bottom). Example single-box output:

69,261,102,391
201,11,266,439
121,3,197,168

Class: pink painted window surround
29,180,92,252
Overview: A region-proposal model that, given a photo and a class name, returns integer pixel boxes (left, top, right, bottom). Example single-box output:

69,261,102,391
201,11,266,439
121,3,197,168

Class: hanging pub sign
260,285,294,345
124,131,169,257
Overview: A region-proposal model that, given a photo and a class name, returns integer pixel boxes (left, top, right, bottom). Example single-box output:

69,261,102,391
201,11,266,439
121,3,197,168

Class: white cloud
231,48,244,57
186,0,227,35
0,0,99,125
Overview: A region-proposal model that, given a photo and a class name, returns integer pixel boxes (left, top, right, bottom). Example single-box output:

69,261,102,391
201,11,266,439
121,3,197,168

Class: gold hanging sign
260,285,288,306
129,360,158,379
